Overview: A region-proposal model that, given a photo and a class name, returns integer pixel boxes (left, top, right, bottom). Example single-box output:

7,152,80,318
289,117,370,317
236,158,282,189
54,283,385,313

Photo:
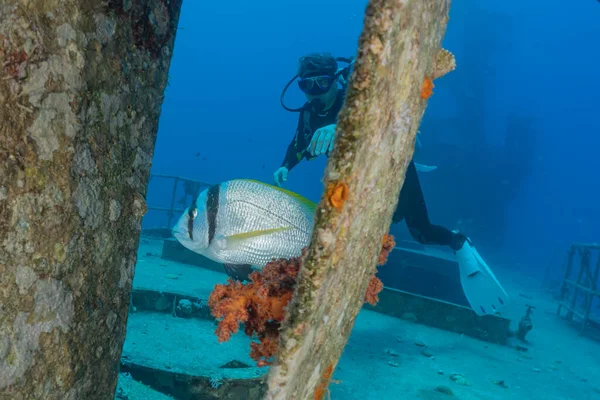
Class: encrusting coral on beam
432,48,456,79
207,234,395,366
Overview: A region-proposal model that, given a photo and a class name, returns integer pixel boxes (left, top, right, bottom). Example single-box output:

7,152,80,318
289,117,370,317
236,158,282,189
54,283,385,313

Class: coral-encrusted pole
0,1,182,398
264,0,456,398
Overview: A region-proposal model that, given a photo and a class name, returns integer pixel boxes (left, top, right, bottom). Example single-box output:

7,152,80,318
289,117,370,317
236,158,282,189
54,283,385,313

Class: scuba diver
274,52,508,317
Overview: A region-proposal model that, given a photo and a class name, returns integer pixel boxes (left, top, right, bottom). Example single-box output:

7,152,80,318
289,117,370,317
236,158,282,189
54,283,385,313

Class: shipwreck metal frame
146,174,211,229
556,243,600,336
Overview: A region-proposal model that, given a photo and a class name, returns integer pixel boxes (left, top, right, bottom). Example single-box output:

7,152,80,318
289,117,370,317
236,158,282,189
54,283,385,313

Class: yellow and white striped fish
171,179,316,281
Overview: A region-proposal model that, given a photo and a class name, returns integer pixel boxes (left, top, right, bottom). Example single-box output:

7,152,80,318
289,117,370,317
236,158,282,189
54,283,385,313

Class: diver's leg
396,160,508,316
398,161,466,250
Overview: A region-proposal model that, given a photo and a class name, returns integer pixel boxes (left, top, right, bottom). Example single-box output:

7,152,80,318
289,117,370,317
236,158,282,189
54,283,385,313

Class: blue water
145,0,600,279
130,0,600,398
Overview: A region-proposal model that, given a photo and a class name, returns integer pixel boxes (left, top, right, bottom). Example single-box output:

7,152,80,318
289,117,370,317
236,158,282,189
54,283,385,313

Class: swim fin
455,239,508,316
414,163,438,172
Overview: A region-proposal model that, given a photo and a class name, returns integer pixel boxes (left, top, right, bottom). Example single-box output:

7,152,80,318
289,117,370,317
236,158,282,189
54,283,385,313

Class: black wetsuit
393,161,466,250
280,89,347,171
280,89,466,251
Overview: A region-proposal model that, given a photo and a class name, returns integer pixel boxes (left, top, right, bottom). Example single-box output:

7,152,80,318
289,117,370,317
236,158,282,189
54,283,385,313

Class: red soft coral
208,255,301,365
364,275,384,306
365,234,395,305
208,234,395,366
379,233,395,265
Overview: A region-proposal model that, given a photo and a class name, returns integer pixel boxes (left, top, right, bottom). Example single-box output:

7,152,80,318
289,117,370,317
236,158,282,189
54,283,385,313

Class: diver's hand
273,166,289,187
309,124,336,156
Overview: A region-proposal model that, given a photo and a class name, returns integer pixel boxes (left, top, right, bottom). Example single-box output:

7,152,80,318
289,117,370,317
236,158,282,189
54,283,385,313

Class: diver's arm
280,111,308,171
274,135,300,186
280,135,302,171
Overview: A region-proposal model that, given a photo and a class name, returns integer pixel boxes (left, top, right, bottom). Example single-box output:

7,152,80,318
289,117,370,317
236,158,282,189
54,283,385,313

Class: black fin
223,264,253,282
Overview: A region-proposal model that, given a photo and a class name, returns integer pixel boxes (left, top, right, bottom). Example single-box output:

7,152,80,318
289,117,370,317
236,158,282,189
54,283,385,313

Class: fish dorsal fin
225,227,292,246
244,179,317,212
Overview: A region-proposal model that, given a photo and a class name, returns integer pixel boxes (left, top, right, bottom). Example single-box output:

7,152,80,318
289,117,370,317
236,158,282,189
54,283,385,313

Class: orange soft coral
208,234,395,366
420,76,434,99
327,181,349,211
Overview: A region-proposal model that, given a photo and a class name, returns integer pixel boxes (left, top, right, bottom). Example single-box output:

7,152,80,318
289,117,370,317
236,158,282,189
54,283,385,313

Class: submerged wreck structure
1,0,462,398
556,243,600,337
0,0,183,398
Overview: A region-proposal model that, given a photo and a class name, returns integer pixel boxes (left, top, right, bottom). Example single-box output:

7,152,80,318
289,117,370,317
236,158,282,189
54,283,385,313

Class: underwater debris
516,304,535,342
208,234,394,366
449,373,470,386
219,360,251,369
176,299,192,317
433,385,454,396
492,379,508,388
421,348,434,358
385,348,399,357
208,372,223,389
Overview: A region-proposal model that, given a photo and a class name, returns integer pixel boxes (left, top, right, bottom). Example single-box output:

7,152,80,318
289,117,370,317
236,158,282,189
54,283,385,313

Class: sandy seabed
116,238,600,400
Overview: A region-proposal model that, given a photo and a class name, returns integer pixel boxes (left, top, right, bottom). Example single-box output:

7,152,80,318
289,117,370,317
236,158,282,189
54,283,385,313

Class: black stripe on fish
206,184,220,244
187,197,198,240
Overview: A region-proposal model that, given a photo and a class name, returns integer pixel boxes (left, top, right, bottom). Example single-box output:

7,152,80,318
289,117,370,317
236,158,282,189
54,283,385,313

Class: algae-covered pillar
264,0,456,398
0,1,182,398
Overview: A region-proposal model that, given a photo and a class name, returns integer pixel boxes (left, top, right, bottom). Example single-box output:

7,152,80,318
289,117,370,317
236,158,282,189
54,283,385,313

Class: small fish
172,179,316,281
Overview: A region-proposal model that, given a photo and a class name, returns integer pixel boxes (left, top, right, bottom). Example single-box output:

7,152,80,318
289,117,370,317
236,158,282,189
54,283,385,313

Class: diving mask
297,75,334,95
